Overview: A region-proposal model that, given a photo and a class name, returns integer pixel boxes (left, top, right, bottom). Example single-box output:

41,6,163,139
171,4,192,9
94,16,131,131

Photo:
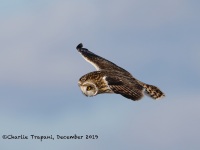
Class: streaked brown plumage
77,43,165,101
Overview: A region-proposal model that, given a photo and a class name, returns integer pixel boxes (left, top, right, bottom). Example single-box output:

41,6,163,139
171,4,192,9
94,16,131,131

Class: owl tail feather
143,84,165,100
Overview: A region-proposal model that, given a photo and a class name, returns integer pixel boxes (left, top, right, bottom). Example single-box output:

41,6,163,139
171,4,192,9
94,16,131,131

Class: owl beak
82,92,88,97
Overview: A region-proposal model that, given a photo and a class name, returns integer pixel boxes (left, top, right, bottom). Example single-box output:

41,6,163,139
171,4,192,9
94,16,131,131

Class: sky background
0,0,200,149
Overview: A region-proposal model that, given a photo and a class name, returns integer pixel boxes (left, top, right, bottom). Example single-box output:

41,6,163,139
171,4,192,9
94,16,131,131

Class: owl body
76,43,165,101
78,70,146,100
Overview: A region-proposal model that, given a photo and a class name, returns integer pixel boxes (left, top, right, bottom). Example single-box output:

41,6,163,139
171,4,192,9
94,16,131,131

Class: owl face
79,81,98,97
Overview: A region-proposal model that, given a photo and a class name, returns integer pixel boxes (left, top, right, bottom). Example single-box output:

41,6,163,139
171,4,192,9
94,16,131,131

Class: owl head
78,81,98,97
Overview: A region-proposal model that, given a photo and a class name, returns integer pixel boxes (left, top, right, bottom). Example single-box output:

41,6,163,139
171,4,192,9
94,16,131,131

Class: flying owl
77,43,165,101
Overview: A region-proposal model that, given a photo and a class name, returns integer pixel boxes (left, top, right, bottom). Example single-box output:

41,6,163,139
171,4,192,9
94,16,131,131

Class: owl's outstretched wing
76,43,131,76
105,76,144,101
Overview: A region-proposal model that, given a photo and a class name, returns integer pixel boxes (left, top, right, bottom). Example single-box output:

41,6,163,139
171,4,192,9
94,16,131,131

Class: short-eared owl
77,43,165,101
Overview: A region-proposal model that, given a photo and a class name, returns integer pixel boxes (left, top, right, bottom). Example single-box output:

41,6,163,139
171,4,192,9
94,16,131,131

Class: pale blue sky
0,0,200,150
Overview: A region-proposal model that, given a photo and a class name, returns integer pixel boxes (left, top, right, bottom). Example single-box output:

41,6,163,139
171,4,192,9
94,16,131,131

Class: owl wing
76,43,131,76
105,76,144,101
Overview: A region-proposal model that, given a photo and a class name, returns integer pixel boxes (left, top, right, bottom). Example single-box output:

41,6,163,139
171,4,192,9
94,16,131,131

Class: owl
77,43,165,101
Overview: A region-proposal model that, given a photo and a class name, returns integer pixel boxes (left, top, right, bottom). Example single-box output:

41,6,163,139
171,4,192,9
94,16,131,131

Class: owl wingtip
76,43,83,50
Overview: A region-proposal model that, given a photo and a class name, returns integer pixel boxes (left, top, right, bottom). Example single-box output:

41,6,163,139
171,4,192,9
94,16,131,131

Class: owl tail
143,84,165,100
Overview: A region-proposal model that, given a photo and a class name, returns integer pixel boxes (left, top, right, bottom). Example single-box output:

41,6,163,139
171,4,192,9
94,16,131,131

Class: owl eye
86,86,92,91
